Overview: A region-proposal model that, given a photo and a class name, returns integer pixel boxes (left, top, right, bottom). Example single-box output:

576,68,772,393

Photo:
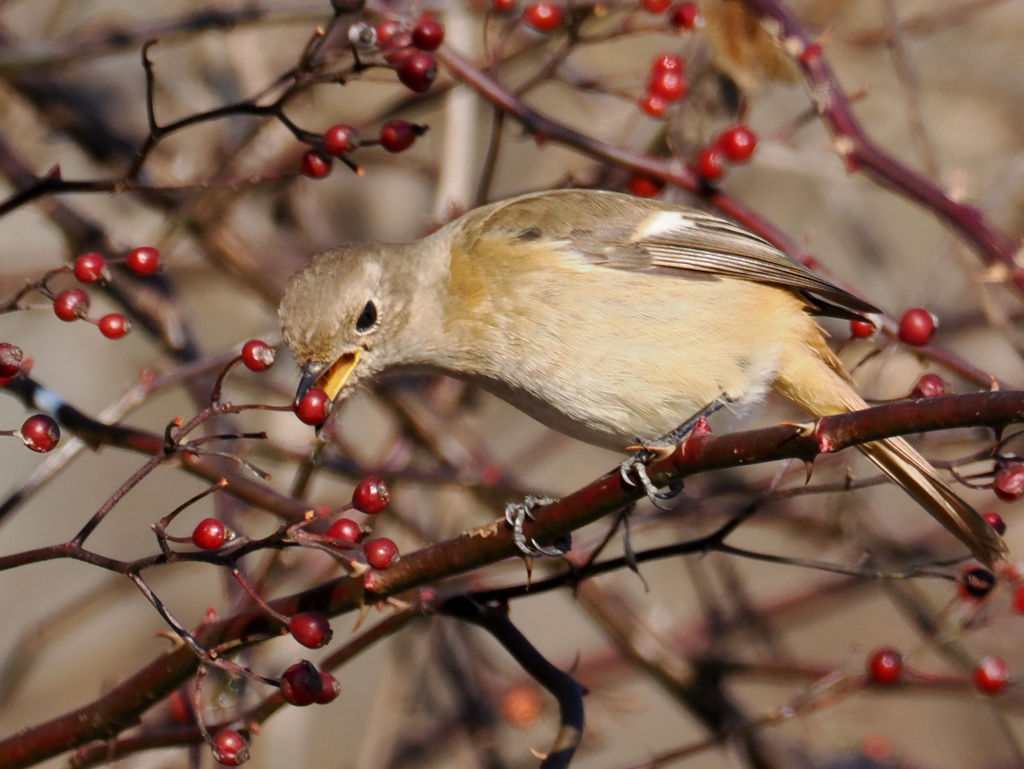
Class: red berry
168,689,191,723
288,611,333,649
412,14,445,50
910,373,945,399
648,69,687,101
629,175,663,198
301,149,332,179
850,319,875,338
379,120,419,153
352,476,390,513
397,51,437,93
53,288,89,322
375,19,401,47
126,246,161,276
20,414,60,452
73,252,107,283
642,0,670,12
994,462,1024,502
669,1,700,29
492,0,516,11
296,387,332,426
639,91,668,118
212,729,250,766
983,512,1006,535
382,31,415,64
523,1,562,31
974,656,1010,695
650,53,684,75
0,343,23,378
323,124,359,157
98,313,131,339
280,660,323,706
960,566,996,600
716,124,758,163
695,146,725,180
897,307,936,346
241,340,275,372
316,671,341,704
326,517,364,543
867,648,902,684
364,537,400,570
192,518,229,550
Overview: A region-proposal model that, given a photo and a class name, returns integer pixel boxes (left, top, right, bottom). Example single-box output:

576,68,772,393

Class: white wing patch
632,211,695,241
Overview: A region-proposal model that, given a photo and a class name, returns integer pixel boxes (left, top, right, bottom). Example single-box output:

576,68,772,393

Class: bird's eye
355,300,378,333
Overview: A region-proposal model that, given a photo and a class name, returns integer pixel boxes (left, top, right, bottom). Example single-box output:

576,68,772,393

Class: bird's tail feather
854,436,1004,567
777,340,1005,567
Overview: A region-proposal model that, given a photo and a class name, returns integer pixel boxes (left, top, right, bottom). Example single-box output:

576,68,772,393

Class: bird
279,188,1005,566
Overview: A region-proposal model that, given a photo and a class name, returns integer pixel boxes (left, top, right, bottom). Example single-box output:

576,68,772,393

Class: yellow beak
296,349,362,404
319,349,361,401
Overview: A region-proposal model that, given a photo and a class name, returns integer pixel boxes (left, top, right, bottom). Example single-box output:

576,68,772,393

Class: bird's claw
505,496,571,557
620,449,683,511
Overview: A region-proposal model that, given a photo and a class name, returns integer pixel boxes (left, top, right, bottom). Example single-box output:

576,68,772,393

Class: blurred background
0,0,1023,767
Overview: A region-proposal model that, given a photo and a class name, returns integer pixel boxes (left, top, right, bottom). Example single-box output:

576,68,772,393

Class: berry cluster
173,473,401,764
640,54,688,118
0,342,61,453
867,647,1014,696
298,10,441,179
301,119,428,179
54,248,163,339
693,125,759,181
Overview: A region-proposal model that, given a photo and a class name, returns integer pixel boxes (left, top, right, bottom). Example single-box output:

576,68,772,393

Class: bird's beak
296,350,362,405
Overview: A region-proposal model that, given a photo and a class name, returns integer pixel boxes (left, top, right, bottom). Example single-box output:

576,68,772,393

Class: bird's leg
620,396,731,507
505,495,571,557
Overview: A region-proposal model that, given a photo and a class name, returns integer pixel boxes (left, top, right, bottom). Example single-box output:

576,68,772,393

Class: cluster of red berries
325,476,400,570
640,54,688,119
376,13,443,92
301,119,427,179
850,307,937,346
280,659,341,706
209,660,341,764
54,248,161,338
190,476,399,571
693,124,758,180
0,341,58,453
233,339,332,432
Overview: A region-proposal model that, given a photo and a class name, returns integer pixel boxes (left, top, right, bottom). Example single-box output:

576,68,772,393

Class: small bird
279,189,1005,566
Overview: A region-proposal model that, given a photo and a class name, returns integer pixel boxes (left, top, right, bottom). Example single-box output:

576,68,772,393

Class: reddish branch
1,389,1021,769
1,376,312,526
739,0,1024,291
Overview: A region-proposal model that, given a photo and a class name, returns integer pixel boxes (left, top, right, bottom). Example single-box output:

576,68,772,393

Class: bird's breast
435,264,812,451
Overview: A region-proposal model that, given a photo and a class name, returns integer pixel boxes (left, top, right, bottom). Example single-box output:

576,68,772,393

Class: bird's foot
620,447,683,510
505,495,571,557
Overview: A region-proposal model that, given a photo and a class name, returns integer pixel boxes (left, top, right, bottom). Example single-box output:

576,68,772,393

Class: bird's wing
466,189,879,319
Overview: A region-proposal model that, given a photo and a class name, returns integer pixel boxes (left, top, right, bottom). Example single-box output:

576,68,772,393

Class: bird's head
279,243,420,405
